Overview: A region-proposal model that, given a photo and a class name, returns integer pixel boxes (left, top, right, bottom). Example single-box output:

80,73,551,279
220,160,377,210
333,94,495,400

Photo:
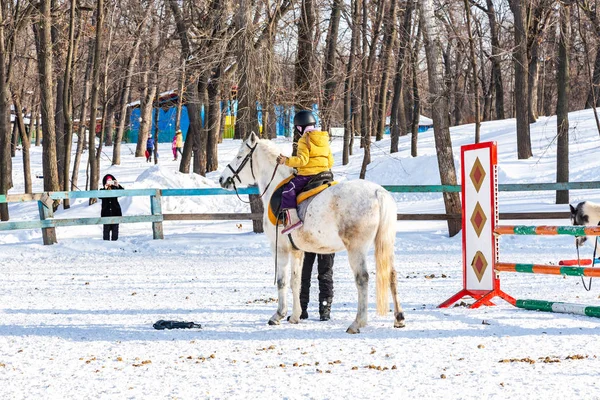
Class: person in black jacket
100,174,124,241
300,252,335,321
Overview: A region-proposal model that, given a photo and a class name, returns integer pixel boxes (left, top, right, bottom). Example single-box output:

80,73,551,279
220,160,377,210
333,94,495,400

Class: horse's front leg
287,250,304,324
268,245,290,325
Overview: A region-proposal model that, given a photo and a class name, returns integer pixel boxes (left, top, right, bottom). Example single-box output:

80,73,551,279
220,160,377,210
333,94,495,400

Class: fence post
38,194,57,245
151,190,164,240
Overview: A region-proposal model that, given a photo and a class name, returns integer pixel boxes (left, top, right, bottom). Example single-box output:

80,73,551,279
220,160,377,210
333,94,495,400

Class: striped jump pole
516,299,600,318
495,225,600,236
495,262,600,277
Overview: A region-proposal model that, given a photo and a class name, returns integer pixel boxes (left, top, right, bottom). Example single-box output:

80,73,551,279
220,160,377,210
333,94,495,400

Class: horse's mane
257,138,282,159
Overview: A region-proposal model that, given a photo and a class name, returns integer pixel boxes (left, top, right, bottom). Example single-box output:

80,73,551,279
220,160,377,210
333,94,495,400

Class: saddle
267,171,337,226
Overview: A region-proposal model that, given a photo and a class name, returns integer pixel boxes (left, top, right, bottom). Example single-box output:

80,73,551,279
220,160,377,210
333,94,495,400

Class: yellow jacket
285,130,334,176
175,132,183,147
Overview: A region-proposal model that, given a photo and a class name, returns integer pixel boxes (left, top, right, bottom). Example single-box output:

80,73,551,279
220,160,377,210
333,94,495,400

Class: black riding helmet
293,110,316,132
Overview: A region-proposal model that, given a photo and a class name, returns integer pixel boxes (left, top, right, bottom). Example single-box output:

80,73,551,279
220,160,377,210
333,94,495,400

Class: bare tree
418,0,461,237
390,0,413,153
464,0,480,143
33,0,60,194
375,0,398,142
86,0,105,201
556,1,570,204
508,0,533,159
322,0,342,132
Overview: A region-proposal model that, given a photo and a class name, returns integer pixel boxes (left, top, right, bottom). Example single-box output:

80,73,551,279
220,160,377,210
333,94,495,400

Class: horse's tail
374,190,396,316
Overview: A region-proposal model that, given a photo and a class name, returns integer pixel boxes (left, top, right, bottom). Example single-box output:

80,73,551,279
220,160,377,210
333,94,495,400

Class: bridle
224,142,279,204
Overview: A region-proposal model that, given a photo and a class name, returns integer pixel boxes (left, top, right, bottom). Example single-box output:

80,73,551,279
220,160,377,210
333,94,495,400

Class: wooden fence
1,181,599,245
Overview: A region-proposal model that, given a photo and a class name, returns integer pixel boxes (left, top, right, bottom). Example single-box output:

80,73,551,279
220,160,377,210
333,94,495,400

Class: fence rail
1,181,598,245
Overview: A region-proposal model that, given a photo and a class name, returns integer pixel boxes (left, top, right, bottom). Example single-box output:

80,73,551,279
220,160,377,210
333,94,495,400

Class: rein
224,141,287,286
225,143,280,204
576,235,598,291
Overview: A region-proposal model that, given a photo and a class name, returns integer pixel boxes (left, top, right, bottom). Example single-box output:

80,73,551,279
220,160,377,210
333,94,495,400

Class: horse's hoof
268,319,280,326
288,317,299,324
394,321,406,328
394,312,405,328
346,327,360,334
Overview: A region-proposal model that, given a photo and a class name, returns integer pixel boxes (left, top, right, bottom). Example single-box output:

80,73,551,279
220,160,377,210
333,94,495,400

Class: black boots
319,299,332,321
300,303,309,320
299,301,331,320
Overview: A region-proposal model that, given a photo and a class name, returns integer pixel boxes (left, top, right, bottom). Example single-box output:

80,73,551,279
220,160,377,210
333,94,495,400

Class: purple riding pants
281,175,313,209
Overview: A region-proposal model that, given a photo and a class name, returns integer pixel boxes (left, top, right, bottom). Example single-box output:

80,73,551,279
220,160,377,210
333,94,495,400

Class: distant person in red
145,137,155,162
100,174,124,241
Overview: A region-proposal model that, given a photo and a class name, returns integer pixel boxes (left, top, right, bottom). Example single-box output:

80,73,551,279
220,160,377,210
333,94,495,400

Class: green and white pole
516,299,600,318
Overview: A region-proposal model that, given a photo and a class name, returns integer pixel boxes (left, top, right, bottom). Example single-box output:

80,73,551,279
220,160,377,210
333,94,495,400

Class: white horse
219,133,404,333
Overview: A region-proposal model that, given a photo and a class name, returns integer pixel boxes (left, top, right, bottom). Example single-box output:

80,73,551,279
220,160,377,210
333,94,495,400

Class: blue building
126,91,305,143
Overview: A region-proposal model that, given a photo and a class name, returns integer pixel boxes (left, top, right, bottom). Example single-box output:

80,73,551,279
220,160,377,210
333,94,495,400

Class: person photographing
100,174,124,241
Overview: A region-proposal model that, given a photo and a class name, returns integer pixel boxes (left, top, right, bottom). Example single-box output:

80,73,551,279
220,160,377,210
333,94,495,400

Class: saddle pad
267,180,338,226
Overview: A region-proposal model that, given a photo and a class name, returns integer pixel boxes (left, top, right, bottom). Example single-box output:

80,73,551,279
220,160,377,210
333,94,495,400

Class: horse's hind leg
390,269,405,328
287,250,304,324
347,249,369,334
268,246,290,325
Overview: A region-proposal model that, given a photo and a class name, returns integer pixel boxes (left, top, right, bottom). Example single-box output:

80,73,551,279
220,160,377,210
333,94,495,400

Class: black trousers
103,224,119,241
300,252,334,307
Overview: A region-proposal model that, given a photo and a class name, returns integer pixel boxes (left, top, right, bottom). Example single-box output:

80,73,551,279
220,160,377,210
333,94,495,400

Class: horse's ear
248,131,258,146
570,204,576,214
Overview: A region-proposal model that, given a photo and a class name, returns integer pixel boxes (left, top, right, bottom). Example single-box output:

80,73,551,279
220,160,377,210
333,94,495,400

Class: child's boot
282,209,303,234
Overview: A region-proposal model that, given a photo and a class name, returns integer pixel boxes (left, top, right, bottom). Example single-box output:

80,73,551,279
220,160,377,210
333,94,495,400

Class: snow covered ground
3,111,600,399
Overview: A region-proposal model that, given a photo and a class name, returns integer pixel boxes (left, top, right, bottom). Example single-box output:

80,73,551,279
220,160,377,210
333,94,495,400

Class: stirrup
282,220,303,234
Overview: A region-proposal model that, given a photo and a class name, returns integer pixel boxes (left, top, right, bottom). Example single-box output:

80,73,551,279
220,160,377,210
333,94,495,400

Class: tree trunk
375,0,398,142
206,65,222,172
586,47,600,108
508,0,532,159
170,0,204,175
11,119,17,157
322,0,342,131
103,102,114,147
113,40,141,165
344,0,360,164
418,0,461,237
0,5,10,220
359,0,370,178
485,0,504,120
153,102,159,164
35,113,41,146
464,0,480,143
410,24,421,158
13,95,31,194
390,1,413,153
87,0,104,199
33,1,60,194
527,39,540,123
72,47,93,194
556,3,570,205
135,68,152,157
294,0,316,112
62,0,78,209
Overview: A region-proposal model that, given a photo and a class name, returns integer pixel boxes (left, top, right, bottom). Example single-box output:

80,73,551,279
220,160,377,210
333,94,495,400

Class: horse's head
219,132,260,189
571,202,590,246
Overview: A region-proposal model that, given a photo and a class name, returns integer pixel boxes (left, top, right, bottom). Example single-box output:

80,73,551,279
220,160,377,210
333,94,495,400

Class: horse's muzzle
219,176,232,189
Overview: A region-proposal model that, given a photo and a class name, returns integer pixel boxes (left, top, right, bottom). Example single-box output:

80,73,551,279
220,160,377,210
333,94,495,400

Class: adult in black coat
300,252,335,321
100,174,124,240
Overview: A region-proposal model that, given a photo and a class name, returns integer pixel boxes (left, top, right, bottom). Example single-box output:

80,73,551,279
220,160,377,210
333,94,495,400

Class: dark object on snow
153,320,202,330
